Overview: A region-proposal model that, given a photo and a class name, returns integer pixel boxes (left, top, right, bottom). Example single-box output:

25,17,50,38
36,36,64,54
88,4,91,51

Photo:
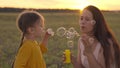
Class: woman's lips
80,26,85,29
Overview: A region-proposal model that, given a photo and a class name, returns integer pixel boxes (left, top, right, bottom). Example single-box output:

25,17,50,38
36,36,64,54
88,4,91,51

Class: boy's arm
40,43,48,54
40,32,50,54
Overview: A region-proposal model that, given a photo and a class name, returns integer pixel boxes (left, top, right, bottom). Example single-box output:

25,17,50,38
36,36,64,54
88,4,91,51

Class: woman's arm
97,47,106,68
72,38,84,68
86,53,105,68
85,39,114,68
81,34,105,68
71,54,84,68
83,46,105,68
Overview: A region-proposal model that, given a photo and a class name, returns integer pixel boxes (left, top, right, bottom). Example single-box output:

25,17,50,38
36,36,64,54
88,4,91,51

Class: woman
71,5,120,68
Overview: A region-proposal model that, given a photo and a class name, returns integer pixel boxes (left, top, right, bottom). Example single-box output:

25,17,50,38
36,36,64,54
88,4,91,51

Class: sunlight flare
76,0,91,10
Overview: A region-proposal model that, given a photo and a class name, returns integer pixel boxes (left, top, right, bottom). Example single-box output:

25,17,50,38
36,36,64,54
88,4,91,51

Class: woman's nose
80,20,85,25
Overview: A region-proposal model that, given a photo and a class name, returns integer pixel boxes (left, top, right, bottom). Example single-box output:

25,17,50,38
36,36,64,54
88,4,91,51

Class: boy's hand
41,28,54,46
47,28,54,36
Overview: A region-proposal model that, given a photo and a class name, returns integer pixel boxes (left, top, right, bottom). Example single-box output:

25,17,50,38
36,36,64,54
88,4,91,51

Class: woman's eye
85,18,90,21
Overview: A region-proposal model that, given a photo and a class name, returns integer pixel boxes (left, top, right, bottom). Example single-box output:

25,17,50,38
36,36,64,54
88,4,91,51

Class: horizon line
0,6,120,11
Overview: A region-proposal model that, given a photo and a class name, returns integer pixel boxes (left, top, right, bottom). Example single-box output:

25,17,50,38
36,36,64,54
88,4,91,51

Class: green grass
0,12,120,68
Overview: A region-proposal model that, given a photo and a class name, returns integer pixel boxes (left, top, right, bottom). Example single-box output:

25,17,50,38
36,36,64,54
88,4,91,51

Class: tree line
0,7,80,13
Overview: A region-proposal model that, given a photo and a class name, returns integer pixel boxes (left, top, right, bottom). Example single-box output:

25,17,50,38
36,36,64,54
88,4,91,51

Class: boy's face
33,19,45,38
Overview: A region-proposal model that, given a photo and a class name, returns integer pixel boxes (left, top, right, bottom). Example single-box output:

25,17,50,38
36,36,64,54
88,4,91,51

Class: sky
0,0,120,10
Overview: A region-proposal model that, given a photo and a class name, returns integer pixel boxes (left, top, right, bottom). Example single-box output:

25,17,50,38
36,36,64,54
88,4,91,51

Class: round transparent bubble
47,28,54,36
56,27,66,37
65,27,80,39
74,31,80,37
67,41,74,48
68,27,76,33
89,37,94,44
65,31,75,39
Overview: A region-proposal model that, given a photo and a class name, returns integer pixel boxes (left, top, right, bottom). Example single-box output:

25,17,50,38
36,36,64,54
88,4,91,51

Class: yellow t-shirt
14,40,47,68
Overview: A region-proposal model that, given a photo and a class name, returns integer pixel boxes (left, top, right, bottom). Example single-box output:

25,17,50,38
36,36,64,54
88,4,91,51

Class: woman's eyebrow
81,16,91,19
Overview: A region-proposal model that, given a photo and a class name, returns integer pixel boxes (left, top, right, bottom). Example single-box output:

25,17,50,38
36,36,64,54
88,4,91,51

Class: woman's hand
62,52,77,64
81,34,94,56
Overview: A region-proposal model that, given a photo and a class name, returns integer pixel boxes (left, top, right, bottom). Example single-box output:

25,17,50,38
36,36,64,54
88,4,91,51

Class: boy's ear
27,27,35,34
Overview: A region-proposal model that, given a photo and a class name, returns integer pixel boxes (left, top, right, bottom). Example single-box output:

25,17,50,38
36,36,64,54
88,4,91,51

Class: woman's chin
81,30,87,33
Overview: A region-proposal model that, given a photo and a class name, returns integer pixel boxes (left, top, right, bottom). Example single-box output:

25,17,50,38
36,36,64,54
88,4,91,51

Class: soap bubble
65,31,75,39
74,31,80,37
56,27,80,39
65,27,80,39
56,27,66,37
47,28,54,36
88,37,94,44
67,41,74,48
69,27,80,37
68,27,76,33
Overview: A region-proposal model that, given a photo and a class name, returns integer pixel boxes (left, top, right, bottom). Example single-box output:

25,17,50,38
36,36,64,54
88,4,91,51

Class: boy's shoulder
21,40,37,49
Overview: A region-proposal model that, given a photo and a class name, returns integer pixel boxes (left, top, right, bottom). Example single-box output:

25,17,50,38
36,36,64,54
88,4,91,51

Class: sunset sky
0,0,120,10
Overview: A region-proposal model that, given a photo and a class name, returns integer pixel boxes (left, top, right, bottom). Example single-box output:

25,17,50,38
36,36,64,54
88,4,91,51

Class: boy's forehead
35,19,44,26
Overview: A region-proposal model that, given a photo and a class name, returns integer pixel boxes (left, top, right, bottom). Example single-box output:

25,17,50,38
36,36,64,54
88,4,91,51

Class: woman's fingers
62,52,66,63
81,34,93,56
81,35,89,48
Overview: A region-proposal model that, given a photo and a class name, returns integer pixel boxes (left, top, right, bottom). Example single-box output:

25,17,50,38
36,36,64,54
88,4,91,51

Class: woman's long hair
84,5,120,68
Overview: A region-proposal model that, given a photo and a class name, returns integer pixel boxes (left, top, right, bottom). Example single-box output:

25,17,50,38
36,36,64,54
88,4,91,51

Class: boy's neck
24,34,36,41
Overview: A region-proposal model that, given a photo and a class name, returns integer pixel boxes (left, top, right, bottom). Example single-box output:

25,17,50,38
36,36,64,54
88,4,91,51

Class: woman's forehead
81,9,93,18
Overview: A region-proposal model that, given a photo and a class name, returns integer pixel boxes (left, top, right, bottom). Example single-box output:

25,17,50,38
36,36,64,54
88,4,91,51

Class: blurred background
0,0,120,68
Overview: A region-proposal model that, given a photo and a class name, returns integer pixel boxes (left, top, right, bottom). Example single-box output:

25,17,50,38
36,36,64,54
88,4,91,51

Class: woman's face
79,9,95,34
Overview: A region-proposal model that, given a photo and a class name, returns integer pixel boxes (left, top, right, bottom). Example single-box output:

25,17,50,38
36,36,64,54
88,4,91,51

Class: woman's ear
91,20,96,25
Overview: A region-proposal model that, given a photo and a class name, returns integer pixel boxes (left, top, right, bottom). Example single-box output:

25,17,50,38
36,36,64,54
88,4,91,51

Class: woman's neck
83,32,94,37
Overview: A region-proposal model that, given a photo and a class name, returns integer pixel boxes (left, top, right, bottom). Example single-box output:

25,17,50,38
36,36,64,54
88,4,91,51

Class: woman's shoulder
107,38,114,51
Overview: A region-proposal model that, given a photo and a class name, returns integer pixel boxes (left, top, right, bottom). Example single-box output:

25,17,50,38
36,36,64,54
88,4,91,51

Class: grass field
0,11,120,68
